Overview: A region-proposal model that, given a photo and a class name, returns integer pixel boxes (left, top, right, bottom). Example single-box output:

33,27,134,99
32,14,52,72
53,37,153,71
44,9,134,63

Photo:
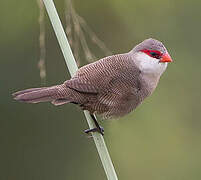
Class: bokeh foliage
0,0,201,180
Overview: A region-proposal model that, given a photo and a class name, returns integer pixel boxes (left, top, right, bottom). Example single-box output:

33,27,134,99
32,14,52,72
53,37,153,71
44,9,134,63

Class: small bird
13,38,172,135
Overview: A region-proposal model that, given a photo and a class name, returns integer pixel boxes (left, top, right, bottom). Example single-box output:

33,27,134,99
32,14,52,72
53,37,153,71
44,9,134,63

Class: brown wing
65,54,141,94
64,54,142,118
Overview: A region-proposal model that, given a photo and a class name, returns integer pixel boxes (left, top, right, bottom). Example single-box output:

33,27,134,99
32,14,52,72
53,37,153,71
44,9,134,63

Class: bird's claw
84,126,104,136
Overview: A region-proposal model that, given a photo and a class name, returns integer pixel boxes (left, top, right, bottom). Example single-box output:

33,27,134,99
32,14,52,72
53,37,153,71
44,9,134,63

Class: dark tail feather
51,99,70,106
12,87,47,97
12,86,59,103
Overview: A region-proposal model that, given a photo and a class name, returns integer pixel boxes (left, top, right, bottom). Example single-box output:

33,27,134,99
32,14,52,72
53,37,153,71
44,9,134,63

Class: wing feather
64,54,141,97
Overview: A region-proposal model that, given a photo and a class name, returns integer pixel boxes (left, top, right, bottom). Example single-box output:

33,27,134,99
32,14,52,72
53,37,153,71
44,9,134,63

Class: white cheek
135,52,167,76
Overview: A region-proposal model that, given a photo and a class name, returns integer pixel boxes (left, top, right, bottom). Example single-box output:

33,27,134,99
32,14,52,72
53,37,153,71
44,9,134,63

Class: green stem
42,0,118,179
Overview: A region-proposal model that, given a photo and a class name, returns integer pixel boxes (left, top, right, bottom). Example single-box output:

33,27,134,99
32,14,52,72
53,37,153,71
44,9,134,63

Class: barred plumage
13,38,171,119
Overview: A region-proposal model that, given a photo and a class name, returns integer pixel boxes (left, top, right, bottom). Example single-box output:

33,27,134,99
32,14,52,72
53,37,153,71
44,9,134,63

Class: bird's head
131,38,173,76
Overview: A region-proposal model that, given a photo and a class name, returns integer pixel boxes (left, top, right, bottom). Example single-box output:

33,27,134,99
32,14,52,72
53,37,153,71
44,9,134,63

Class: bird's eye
149,51,161,59
140,49,162,59
150,52,157,56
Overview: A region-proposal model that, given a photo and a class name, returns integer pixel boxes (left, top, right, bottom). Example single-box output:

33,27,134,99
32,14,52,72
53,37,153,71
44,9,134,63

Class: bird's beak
159,53,173,63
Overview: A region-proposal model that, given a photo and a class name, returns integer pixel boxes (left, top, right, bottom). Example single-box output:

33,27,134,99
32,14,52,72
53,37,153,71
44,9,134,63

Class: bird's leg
84,114,104,135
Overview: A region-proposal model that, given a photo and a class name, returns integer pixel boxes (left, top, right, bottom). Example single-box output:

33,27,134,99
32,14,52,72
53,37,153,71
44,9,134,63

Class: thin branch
42,0,118,179
78,15,112,56
65,0,81,66
37,0,46,83
64,0,112,64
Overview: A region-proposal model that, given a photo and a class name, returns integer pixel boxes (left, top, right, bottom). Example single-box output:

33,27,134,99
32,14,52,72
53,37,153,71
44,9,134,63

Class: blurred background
1,0,201,180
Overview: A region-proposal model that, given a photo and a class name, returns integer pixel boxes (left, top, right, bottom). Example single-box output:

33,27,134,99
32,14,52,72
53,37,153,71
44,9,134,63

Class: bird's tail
12,85,64,104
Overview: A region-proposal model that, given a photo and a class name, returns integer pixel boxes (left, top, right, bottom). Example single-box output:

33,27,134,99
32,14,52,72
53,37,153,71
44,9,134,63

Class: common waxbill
13,38,172,134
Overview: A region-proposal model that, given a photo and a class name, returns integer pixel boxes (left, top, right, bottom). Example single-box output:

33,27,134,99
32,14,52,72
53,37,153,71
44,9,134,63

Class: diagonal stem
42,0,118,179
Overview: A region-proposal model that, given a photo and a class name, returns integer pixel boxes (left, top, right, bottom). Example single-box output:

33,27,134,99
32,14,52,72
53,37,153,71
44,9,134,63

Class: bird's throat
135,52,167,77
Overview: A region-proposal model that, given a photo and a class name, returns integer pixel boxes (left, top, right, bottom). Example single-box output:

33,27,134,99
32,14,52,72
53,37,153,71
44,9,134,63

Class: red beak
159,53,173,63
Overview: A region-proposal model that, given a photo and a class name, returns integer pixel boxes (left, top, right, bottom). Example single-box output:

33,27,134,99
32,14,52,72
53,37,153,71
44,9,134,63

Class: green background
1,0,201,180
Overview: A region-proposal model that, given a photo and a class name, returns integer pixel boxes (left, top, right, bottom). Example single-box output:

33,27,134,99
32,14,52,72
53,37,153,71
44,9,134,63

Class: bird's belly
93,91,142,119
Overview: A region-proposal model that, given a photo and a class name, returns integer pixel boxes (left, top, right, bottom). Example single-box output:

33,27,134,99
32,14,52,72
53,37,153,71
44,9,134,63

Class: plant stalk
42,0,118,179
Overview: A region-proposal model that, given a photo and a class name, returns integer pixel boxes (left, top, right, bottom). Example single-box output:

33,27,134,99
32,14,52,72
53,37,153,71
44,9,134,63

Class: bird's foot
84,126,104,136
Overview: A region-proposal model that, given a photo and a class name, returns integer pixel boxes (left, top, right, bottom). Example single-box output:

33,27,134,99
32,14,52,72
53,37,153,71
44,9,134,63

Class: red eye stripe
140,49,162,59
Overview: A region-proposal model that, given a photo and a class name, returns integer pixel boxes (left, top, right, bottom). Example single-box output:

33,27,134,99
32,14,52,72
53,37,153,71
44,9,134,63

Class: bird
13,38,173,135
